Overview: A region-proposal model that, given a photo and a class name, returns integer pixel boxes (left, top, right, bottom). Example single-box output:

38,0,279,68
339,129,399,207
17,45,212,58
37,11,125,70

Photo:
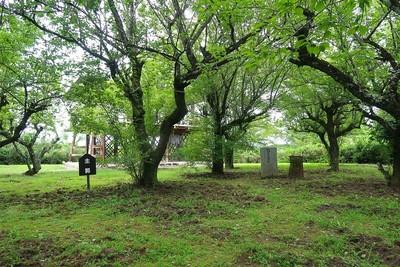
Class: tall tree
3,0,265,187
0,18,62,150
281,73,364,171
192,58,284,174
277,1,400,186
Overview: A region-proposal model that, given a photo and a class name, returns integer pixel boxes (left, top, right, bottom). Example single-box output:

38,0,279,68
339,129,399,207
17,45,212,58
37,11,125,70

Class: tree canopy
281,0,400,185
1,0,399,187
0,15,62,149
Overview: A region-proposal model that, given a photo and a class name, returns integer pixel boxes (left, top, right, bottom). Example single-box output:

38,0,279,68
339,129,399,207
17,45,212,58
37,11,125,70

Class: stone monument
260,147,278,178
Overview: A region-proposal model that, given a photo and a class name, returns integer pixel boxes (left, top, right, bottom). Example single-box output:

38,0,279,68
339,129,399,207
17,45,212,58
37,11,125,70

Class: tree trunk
130,102,155,186
390,134,400,187
326,115,340,172
135,76,188,187
328,136,340,172
212,122,224,175
212,136,224,174
139,160,158,187
125,63,156,187
224,145,234,169
25,144,41,176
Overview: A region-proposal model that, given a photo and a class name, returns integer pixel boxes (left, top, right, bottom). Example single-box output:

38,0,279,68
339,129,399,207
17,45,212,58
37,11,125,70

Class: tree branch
363,38,398,70
11,7,111,64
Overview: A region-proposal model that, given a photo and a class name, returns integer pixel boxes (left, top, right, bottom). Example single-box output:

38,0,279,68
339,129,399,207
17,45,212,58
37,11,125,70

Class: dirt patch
120,182,268,223
235,248,314,266
184,171,261,180
0,237,61,266
235,249,262,266
59,249,93,266
0,181,268,228
306,178,400,198
1,181,266,207
58,246,136,266
327,257,348,267
348,234,400,266
315,203,361,213
0,230,8,239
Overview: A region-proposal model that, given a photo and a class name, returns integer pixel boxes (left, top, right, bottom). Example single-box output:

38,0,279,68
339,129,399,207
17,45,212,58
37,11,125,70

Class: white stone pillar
260,147,278,178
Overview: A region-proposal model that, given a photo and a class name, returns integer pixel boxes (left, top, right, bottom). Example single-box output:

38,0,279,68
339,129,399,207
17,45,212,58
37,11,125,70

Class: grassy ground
0,163,399,266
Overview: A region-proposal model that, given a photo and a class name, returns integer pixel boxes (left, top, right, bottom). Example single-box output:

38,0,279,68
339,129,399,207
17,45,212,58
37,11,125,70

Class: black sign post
78,134,96,190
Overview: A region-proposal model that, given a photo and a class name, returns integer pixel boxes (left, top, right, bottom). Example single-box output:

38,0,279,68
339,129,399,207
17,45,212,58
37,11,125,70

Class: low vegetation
1,164,399,266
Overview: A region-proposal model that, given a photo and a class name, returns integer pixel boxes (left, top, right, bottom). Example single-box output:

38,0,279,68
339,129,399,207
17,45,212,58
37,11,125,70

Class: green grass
1,163,399,266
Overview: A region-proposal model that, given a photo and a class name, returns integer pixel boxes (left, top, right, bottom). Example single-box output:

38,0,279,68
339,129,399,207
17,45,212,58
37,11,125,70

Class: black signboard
79,154,97,176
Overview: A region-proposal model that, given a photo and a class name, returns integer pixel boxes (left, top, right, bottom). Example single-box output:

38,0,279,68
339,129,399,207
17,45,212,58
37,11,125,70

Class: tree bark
122,61,158,187
133,75,189,187
147,78,189,186
212,134,225,175
13,125,59,176
391,132,400,187
317,131,339,172
224,145,234,169
212,120,225,174
140,160,158,187
327,131,340,172
24,144,40,176
0,105,47,148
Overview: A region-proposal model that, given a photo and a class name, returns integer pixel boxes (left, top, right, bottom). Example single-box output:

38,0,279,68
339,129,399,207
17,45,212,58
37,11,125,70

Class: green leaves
294,7,304,16
348,25,368,36
315,1,326,12
306,44,320,55
0,14,63,148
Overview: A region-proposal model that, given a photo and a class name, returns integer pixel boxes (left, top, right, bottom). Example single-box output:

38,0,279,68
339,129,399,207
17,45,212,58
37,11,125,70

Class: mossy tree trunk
389,130,400,187
224,145,234,170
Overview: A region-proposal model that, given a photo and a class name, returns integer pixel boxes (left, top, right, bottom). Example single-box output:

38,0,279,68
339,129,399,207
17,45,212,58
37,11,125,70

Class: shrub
42,143,70,164
340,140,392,164
175,130,213,166
0,145,25,164
277,143,327,163
0,142,70,165
234,149,261,163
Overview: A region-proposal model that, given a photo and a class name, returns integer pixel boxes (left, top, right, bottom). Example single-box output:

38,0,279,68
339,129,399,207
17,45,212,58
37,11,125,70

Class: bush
234,140,392,165
277,143,327,163
0,142,70,165
234,149,260,163
175,130,213,166
42,143,70,164
341,140,392,164
0,145,25,165
234,143,327,164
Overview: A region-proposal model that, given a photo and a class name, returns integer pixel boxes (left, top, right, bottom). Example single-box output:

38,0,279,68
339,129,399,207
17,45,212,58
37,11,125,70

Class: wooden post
288,156,304,178
101,136,106,160
86,134,90,154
